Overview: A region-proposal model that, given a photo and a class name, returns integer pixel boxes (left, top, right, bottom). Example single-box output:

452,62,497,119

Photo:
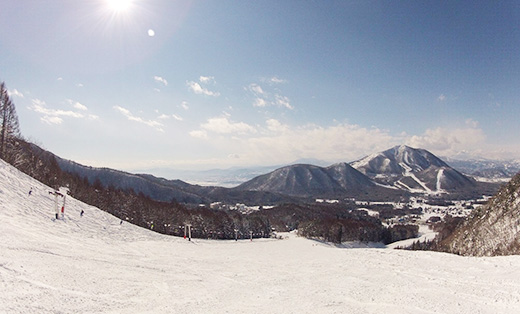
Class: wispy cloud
42,116,64,125
8,89,24,98
158,113,183,121
253,98,267,107
187,81,220,97
154,76,168,86
66,99,88,111
199,76,215,84
437,94,446,102
247,82,293,110
275,94,293,110
113,106,164,132
180,101,189,110
268,76,287,84
187,76,220,97
248,84,265,95
29,98,88,124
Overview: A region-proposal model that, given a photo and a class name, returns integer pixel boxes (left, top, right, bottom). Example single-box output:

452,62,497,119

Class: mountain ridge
42,144,501,204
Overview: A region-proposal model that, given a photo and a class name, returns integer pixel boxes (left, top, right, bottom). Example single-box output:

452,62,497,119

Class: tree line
0,81,21,162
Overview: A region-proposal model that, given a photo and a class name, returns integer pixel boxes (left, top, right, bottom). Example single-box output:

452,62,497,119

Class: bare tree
0,81,21,160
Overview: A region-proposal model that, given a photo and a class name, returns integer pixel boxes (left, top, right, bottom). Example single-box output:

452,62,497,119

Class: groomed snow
2,159,520,313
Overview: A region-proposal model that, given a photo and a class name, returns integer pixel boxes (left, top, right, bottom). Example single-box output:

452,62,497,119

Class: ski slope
1,159,520,313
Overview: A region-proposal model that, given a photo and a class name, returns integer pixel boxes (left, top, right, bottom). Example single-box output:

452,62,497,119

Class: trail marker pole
185,224,192,241
250,230,253,241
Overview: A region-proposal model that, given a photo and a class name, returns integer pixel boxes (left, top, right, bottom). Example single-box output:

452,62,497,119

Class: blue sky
1,0,519,175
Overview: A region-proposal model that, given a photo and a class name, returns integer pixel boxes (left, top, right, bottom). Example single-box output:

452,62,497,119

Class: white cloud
275,95,293,110
199,121,400,166
29,99,85,120
172,114,183,121
189,130,208,139
157,113,183,121
76,83,84,87
253,98,267,107
269,76,287,84
438,94,446,102
248,84,265,95
405,119,486,157
199,76,215,84
154,76,168,86
247,82,293,109
41,116,63,125
180,101,189,110
114,106,164,132
73,102,88,111
186,81,220,97
200,116,256,135
266,119,288,133
8,89,24,98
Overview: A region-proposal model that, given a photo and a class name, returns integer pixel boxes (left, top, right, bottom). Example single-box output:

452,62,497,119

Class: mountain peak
350,145,474,194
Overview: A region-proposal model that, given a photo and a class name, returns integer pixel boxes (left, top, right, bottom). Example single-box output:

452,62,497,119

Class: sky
1,0,519,176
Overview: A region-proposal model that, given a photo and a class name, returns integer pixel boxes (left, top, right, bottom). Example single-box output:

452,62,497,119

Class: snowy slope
1,159,520,313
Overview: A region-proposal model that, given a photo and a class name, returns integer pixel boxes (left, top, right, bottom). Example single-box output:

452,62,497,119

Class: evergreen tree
0,81,21,160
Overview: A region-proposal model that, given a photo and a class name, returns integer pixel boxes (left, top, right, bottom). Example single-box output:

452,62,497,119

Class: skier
28,187,32,196
80,210,84,217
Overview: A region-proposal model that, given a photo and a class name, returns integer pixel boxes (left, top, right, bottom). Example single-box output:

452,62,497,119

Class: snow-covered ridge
2,159,520,313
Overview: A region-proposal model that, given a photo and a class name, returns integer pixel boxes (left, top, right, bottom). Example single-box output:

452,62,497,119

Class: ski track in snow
399,162,432,193
2,159,520,313
436,168,445,192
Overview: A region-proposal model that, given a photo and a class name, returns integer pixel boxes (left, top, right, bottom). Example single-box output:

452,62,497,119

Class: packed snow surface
2,160,520,313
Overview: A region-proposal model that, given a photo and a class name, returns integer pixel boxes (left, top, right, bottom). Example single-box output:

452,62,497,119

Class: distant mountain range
53,145,502,205
442,157,520,182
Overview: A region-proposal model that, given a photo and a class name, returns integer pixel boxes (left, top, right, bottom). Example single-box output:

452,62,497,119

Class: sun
106,0,134,13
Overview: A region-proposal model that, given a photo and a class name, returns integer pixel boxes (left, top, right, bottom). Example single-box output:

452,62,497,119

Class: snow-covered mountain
2,158,520,313
443,157,520,182
235,163,376,198
439,172,520,256
351,145,476,194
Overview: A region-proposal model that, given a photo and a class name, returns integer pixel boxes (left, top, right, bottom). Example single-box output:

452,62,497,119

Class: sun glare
106,0,133,12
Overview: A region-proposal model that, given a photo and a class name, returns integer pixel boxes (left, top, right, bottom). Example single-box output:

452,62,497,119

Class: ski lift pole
54,192,59,219
61,193,66,219
185,224,192,241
